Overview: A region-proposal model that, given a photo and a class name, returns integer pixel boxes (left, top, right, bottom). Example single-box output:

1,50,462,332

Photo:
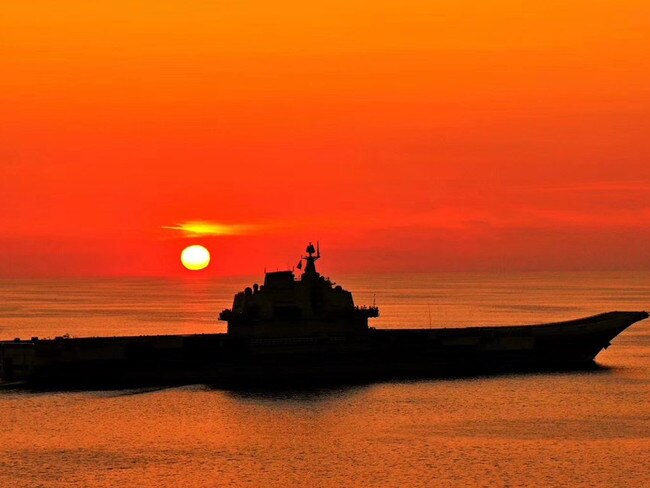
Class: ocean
1,272,649,487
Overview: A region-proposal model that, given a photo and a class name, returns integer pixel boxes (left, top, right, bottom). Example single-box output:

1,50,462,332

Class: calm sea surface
1,272,649,487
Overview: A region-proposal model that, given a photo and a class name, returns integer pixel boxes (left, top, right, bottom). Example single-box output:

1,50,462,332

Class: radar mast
301,241,320,276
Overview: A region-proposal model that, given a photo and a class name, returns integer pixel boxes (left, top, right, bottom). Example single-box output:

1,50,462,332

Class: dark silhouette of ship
1,243,647,387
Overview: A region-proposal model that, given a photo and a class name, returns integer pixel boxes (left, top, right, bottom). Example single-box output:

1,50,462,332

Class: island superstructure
219,242,378,338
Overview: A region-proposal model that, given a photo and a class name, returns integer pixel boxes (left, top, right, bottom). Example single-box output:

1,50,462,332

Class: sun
180,245,211,271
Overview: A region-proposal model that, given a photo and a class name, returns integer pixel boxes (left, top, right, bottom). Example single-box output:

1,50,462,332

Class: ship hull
1,311,647,388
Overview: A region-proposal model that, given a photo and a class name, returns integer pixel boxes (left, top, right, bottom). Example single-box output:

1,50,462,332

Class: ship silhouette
1,243,647,388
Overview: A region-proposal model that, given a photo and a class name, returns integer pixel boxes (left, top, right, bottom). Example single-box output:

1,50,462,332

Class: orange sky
1,1,649,276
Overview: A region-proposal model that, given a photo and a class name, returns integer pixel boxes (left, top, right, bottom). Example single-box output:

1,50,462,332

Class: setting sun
180,245,211,271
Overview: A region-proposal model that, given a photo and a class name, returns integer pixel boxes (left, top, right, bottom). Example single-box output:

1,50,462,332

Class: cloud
163,203,650,241
162,221,262,237
520,181,650,193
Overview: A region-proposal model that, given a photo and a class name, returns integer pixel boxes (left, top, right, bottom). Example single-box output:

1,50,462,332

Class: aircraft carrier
1,243,647,387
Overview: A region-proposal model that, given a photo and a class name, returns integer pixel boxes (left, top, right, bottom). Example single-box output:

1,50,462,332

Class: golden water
1,272,649,487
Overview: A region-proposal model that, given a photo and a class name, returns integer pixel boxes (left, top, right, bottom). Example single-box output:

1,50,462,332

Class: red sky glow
2,1,649,277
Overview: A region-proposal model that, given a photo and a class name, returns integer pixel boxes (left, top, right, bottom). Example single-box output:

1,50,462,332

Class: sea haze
1,272,649,487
